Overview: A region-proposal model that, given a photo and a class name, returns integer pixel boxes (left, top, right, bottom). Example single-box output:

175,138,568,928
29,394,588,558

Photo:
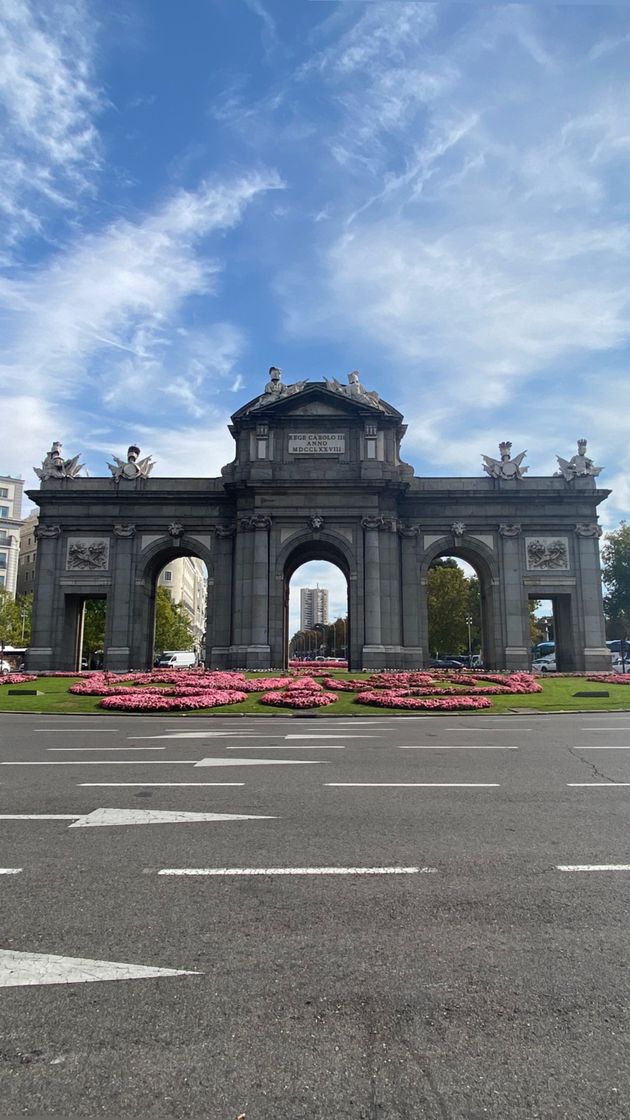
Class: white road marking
441,725,532,732
32,728,119,733
78,782,245,787
568,783,630,787
194,757,325,767
68,808,275,827
326,782,500,788
0,949,199,987
581,727,630,731
226,743,344,750
557,865,630,872
284,734,376,739
398,745,517,750
130,732,284,740
1,760,201,765
158,866,434,876
0,814,80,820
48,746,166,752
573,746,630,750
0,868,22,874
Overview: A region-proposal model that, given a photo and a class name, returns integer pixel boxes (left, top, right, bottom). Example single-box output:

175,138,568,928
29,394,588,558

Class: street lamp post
465,614,473,665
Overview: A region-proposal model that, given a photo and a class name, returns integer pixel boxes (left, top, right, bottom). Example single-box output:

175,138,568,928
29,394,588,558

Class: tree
427,564,471,656
602,523,630,630
154,587,195,653
0,588,22,652
83,599,106,657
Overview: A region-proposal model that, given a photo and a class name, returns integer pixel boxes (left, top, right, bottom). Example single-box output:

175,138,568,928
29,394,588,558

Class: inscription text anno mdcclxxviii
288,432,345,454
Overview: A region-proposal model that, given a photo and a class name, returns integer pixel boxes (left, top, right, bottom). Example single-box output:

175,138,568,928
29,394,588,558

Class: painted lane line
48,746,166,752
68,808,275,827
130,732,286,740
0,814,80,820
0,868,22,874
1,760,201,766
78,782,245,787
194,757,326,767
568,782,630,787
0,949,199,988
398,745,517,750
284,734,376,739
326,782,500,788
226,744,344,750
557,865,630,872
32,728,119,733
581,727,630,731
158,866,434,877
441,725,532,732
572,746,630,750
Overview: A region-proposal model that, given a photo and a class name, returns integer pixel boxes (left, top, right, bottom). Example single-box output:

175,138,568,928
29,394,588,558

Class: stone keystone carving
35,524,61,539
113,524,136,538
556,439,602,482
575,523,603,538
482,442,528,480
309,515,324,531
499,523,522,537
361,516,385,530
398,524,420,538
451,521,466,537
215,524,236,538
168,522,184,538
240,514,272,531
34,441,84,481
108,445,155,482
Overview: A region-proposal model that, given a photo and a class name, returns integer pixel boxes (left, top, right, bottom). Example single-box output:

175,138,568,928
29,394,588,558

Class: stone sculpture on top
482,441,528,480
108,445,155,482
555,439,602,482
34,441,84,481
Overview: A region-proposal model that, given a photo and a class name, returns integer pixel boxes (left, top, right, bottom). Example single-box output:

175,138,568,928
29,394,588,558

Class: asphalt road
1,710,630,1119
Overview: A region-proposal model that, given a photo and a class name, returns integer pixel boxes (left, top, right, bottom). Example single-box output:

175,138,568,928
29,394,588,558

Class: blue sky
2,0,630,625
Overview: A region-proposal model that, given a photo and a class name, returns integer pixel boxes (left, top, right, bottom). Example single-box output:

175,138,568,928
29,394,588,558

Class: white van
156,651,197,669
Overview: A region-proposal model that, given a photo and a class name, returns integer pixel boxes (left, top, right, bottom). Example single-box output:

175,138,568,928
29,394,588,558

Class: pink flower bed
239,677,292,692
286,677,324,692
100,689,248,712
587,674,630,686
320,677,368,692
354,690,493,711
260,690,338,708
364,672,436,689
0,673,38,685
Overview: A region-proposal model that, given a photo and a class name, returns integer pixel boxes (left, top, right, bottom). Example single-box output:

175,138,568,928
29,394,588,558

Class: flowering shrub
0,673,38,685
100,689,248,712
587,673,630,686
320,677,369,692
354,690,493,711
364,672,436,689
239,677,292,692
286,677,324,692
259,690,338,708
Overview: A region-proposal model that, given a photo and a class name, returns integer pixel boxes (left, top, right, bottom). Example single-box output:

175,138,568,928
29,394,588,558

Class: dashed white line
48,746,166,752
226,744,344,750
326,782,500,788
557,865,630,872
78,782,245,787
0,868,22,874
158,866,434,877
0,814,80,820
567,783,630,787
284,734,376,740
398,745,517,750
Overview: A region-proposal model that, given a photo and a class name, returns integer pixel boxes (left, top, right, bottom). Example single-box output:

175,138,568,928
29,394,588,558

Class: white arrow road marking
194,757,325,767
0,868,22,874
158,866,434,876
68,808,275,827
0,949,200,987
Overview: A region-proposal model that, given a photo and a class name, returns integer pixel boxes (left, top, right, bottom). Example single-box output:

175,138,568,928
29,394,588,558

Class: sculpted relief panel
525,537,569,571
66,538,110,571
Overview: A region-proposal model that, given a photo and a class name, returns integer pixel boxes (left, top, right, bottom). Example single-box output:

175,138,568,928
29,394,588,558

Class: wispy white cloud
0,0,102,242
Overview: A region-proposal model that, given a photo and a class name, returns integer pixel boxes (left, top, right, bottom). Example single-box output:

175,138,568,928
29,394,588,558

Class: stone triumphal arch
27,371,611,673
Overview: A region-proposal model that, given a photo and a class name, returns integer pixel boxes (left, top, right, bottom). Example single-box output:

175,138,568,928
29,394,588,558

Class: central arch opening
139,544,210,669
284,546,349,669
424,544,499,669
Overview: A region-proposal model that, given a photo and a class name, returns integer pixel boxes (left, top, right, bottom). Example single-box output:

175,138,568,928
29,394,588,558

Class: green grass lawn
0,673,629,716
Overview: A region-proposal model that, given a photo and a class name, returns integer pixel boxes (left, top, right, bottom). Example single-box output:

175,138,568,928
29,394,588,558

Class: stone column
27,525,62,671
235,514,272,669
104,525,136,671
399,525,423,668
209,524,235,669
361,516,384,668
499,524,529,671
574,524,610,671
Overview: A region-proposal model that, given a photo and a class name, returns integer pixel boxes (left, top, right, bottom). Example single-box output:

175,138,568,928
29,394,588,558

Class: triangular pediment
232,381,401,423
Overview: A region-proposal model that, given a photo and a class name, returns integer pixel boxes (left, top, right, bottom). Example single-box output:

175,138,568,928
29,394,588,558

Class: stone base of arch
361,645,408,670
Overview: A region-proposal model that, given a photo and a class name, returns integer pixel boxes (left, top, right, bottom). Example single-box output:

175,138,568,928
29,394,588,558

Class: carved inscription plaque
288,432,345,455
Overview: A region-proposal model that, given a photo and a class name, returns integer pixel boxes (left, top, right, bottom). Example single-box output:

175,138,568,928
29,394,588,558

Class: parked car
429,658,464,669
0,660,11,675
611,654,630,674
155,650,197,669
532,654,556,673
